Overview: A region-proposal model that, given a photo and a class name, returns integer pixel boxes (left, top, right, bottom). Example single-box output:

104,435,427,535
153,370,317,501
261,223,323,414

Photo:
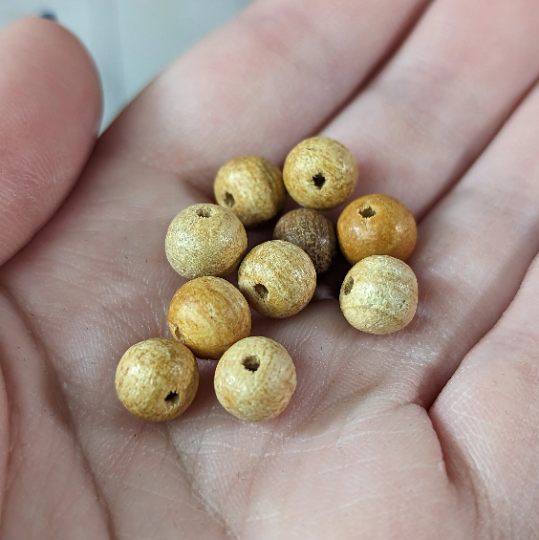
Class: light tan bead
214,156,286,226
165,203,247,279
168,276,251,360
214,336,296,422
238,240,316,318
273,208,337,274
115,338,199,422
340,255,418,335
337,194,417,264
283,136,358,210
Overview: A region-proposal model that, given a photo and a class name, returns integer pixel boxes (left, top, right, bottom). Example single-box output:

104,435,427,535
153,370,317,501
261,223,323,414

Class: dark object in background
40,10,57,22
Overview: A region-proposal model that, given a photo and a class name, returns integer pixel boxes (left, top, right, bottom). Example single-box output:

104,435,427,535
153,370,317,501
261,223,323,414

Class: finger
323,0,539,216
398,76,539,404
102,0,430,186
0,18,101,266
430,253,539,539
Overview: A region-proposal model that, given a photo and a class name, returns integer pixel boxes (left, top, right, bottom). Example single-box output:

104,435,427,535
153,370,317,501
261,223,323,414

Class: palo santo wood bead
273,208,337,274
214,156,286,226
340,255,418,335
165,203,247,279
168,276,251,360
238,240,316,318
115,338,199,421
214,336,297,422
337,193,417,264
283,136,358,210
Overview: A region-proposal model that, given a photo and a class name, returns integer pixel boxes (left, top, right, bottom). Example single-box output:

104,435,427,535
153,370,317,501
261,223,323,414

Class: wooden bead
214,336,296,422
165,203,247,279
115,338,199,421
337,193,417,264
340,255,418,334
283,136,358,210
238,240,316,318
214,156,286,226
167,276,251,360
273,208,337,274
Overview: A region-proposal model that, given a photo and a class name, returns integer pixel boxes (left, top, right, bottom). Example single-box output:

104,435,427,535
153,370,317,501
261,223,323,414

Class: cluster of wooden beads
115,136,419,424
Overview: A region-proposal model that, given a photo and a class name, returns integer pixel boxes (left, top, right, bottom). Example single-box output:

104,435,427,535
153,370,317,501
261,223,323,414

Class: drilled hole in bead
196,208,212,218
312,173,326,189
254,283,268,299
343,277,354,295
242,356,260,372
223,192,235,207
359,206,376,218
165,391,179,405
172,325,183,341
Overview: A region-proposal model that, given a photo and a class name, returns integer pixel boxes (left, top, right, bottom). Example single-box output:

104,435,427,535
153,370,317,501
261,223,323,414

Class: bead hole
312,173,326,189
223,192,235,207
196,208,212,218
242,356,260,372
343,277,354,295
254,283,268,299
165,391,179,405
172,325,183,341
359,206,376,218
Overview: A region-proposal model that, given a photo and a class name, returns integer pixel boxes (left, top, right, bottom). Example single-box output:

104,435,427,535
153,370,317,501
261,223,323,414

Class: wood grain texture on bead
337,194,417,264
165,203,247,279
238,240,316,318
273,208,337,274
115,338,199,421
214,156,286,226
168,277,251,360
340,255,418,334
214,336,296,422
283,136,358,210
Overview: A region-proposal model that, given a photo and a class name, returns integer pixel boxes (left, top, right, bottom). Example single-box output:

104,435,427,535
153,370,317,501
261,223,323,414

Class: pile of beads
115,136,418,423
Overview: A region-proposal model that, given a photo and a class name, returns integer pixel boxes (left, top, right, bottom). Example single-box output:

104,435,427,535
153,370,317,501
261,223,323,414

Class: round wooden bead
283,136,358,210
214,336,296,422
340,255,418,335
115,338,199,421
165,203,247,279
238,240,316,318
214,156,286,226
337,193,417,264
273,208,337,274
168,276,251,360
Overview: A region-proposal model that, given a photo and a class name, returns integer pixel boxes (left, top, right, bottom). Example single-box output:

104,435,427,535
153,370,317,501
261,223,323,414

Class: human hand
1,1,539,537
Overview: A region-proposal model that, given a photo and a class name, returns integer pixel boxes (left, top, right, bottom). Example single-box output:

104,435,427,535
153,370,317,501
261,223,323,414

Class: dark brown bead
273,208,337,274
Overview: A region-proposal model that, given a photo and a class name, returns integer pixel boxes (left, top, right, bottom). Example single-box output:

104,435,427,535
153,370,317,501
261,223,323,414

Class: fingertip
0,17,102,265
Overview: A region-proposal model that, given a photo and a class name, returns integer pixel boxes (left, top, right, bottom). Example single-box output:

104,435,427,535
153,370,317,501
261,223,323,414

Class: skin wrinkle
0,286,117,539
167,429,238,540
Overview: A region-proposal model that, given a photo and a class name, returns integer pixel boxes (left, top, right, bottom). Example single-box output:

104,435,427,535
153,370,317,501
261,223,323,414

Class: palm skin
1,0,539,538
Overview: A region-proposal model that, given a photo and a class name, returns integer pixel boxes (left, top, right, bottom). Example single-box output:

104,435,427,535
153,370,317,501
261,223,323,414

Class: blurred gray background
0,0,253,127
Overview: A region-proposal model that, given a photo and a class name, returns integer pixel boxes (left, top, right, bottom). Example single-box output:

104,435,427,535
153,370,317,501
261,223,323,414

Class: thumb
0,17,101,266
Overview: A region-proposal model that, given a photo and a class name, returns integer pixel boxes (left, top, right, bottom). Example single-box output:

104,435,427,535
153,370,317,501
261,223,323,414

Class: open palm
1,1,539,538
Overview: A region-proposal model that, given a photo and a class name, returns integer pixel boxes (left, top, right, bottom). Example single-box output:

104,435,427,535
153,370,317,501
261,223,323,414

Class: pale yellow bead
214,336,297,422
115,338,199,421
340,255,418,334
283,136,358,210
165,203,247,279
214,156,286,226
238,240,316,318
